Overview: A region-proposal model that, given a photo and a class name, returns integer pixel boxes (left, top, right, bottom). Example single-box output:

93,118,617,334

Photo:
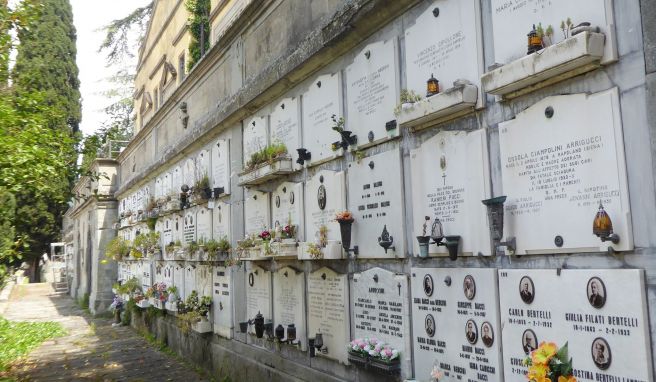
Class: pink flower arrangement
346,338,400,362
259,230,271,241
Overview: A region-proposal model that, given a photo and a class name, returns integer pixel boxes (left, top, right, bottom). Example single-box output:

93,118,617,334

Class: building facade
108,0,656,380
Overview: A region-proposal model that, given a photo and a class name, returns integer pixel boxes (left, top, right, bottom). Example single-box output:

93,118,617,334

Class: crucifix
442,172,447,186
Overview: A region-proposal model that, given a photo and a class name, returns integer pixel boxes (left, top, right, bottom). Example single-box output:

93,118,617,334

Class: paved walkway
1,284,209,382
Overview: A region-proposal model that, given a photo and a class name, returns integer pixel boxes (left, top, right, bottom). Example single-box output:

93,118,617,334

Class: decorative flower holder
337,218,359,256
136,299,150,309
416,236,431,258
149,250,163,261
347,352,401,376
165,301,179,316
297,241,344,260
191,316,213,334
163,197,181,213
173,248,186,261
238,157,295,186
267,241,299,259
151,298,166,310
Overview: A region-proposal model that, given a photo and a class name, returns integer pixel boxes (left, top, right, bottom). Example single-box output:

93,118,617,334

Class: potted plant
205,237,231,260
192,174,212,203
177,290,212,334
237,235,258,259
394,89,423,116
416,216,431,258
165,285,179,314
104,237,131,262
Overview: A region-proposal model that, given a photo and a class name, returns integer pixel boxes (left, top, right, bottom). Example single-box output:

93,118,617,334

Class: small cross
442,172,447,186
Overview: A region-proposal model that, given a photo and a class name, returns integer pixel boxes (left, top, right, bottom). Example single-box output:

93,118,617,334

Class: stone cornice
116,0,421,198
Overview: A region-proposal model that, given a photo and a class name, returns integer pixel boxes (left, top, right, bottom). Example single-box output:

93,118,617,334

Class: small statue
179,102,189,129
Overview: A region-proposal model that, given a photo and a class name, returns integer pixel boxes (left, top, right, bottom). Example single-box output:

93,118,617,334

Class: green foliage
122,299,136,325
12,0,81,134
0,189,15,284
133,232,160,256
98,3,153,65
186,240,200,254
0,315,66,371
116,277,140,295
104,236,131,262
185,0,211,71
245,142,288,171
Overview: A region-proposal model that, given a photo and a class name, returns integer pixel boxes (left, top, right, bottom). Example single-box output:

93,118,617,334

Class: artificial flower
527,363,548,380
532,342,558,365
558,377,576,382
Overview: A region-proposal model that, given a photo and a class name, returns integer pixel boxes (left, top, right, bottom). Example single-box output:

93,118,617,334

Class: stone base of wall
129,309,390,382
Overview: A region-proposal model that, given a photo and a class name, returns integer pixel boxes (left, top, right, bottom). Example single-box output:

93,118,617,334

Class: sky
70,0,151,136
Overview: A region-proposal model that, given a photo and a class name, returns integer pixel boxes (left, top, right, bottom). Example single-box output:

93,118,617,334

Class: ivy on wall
186,0,211,71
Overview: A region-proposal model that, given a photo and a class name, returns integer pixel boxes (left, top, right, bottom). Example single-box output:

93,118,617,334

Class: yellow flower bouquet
524,342,576,382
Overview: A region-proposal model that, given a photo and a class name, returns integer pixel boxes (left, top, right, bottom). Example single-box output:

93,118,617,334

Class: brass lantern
527,24,543,54
427,74,439,97
593,202,619,244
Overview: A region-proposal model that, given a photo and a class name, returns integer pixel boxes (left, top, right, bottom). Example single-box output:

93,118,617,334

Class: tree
98,2,153,66
12,0,81,134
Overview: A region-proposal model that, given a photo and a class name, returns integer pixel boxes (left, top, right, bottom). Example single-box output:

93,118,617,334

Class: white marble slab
352,267,410,374
301,72,343,164
162,262,174,287
184,158,195,187
411,268,503,382
155,177,163,199
405,0,482,95
346,39,398,146
163,172,172,196
246,265,272,335
172,166,182,195
196,206,212,242
243,115,268,164
183,210,196,244
499,269,652,382
212,201,231,241
273,266,306,349
195,264,213,297
302,170,346,258
184,263,197,299
196,149,210,181
271,182,304,239
171,214,183,245
211,138,231,195
490,0,613,65
271,97,301,170
212,266,233,338
410,130,491,256
498,89,632,254
244,189,270,235
308,267,350,364
347,148,405,258
173,263,186,299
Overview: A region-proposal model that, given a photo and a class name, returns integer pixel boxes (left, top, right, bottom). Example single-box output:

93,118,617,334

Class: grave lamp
592,202,620,244
337,217,359,257
212,187,224,199
254,312,265,338
309,333,327,357
275,324,285,341
426,73,440,97
429,218,461,260
378,225,395,254
527,24,543,54
296,148,312,165
482,196,517,255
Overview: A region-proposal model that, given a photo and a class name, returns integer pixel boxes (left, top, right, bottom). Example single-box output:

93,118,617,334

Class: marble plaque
155,220,165,252
347,148,404,258
411,268,503,382
163,172,172,196
303,170,346,248
162,218,173,247
183,210,196,244
301,72,342,164
212,202,231,241
196,265,213,297
196,207,212,242
270,97,301,169
155,177,163,198
271,182,303,239
491,0,611,64
211,138,231,195
173,263,186,299
184,158,195,187
410,130,491,256
405,0,482,95
171,214,183,244
196,149,210,180
346,39,398,145
184,263,197,298
243,116,267,164
154,263,165,285
246,265,272,335
308,267,349,364
499,89,632,254
212,266,232,338
499,269,652,382
352,267,410,369
140,261,152,291
273,267,306,349
244,189,270,235
162,262,174,286
172,166,182,194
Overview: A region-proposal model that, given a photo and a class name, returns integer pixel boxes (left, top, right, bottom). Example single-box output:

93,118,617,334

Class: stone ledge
398,83,479,131
238,157,295,186
481,31,606,99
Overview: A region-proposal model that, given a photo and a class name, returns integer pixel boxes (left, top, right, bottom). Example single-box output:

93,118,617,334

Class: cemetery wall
111,0,656,380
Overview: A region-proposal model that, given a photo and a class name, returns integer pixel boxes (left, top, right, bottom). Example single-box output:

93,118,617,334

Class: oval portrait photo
481,321,494,348
425,314,436,338
519,276,535,304
587,277,607,309
522,329,538,355
465,319,478,345
463,275,476,300
591,337,611,370
423,274,434,297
